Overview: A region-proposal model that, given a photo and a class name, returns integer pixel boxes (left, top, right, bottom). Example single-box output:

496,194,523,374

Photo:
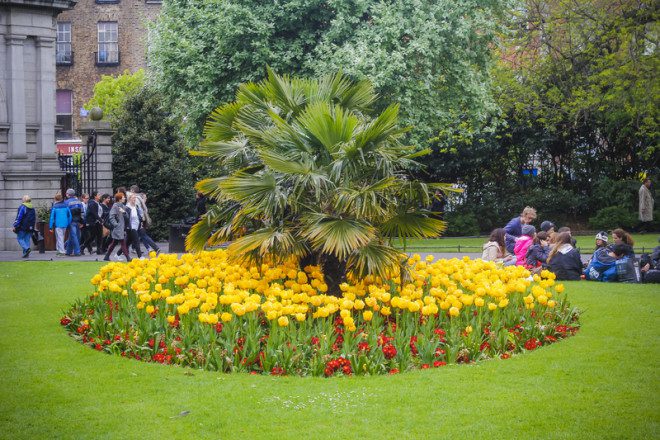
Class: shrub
445,211,480,236
112,87,195,240
588,206,637,230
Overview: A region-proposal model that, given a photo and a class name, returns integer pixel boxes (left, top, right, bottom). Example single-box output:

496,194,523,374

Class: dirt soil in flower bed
60,251,579,376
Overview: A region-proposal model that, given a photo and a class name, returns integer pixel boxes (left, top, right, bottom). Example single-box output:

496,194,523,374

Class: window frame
56,89,74,139
56,21,72,65
96,21,120,66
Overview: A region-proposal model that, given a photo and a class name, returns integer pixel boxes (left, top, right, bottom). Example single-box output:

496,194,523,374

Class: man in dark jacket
82,191,104,255
12,195,36,258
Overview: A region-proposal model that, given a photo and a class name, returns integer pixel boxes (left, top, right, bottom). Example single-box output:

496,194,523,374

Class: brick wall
56,0,161,138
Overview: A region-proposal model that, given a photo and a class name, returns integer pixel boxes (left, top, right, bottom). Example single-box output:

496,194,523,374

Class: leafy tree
148,0,506,149
84,69,145,123
112,87,195,240
423,0,658,230
187,70,451,293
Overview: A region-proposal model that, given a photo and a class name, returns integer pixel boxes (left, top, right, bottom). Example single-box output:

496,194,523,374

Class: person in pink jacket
514,224,536,266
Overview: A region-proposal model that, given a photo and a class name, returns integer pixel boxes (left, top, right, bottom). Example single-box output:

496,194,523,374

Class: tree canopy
148,0,506,148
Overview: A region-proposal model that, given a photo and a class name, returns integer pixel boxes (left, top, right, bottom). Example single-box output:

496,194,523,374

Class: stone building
56,0,161,139
0,0,77,251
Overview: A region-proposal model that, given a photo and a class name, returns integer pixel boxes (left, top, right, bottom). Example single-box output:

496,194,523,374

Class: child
584,232,617,282
514,224,536,266
482,228,516,265
547,232,583,281
525,231,549,272
610,244,640,283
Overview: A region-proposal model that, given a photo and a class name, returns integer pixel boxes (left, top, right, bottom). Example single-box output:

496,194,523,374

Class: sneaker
103,255,110,261
22,250,28,258
25,248,31,258
155,248,161,256
56,252,64,256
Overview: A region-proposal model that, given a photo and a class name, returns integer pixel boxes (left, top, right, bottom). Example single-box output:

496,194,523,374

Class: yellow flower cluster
89,251,564,329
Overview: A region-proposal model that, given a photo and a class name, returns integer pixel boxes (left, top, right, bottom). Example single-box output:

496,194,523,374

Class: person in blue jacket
584,247,617,281
64,188,83,256
12,195,36,258
504,206,537,254
49,193,72,256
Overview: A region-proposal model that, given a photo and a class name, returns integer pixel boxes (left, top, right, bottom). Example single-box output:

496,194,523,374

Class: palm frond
355,104,409,151
297,102,359,155
346,241,404,280
227,227,309,264
340,79,377,113
192,139,249,161
379,212,446,239
301,214,375,260
264,67,305,115
203,102,241,141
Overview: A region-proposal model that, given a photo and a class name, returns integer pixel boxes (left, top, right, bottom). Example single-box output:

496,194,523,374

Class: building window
56,22,72,65
96,22,119,66
56,90,73,139
96,0,120,3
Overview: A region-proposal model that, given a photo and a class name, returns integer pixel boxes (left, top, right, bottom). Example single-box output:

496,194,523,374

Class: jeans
17,230,31,252
55,228,66,254
139,228,159,252
66,223,80,255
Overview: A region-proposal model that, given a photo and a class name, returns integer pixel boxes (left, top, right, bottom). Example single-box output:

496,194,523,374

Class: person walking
12,195,36,258
638,178,654,232
64,188,83,256
100,193,112,253
504,206,537,254
104,193,131,262
123,193,143,259
79,193,90,254
82,191,104,255
49,193,71,256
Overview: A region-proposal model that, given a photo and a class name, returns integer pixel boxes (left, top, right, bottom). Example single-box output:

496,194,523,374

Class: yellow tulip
449,306,460,317
488,302,497,311
363,310,373,321
278,316,289,327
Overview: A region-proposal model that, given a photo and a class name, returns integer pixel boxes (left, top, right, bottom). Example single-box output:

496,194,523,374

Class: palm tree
187,68,453,294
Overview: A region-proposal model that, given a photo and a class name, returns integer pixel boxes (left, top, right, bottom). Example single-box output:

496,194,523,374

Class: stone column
6,34,27,159
77,121,114,195
36,36,58,166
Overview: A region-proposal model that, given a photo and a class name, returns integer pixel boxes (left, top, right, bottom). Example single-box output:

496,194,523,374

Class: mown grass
394,233,660,253
0,262,658,439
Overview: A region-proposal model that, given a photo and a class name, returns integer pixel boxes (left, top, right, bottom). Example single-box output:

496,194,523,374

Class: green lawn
395,233,660,253
0,262,658,439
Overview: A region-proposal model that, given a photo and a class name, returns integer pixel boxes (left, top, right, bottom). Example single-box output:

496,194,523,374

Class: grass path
0,262,658,439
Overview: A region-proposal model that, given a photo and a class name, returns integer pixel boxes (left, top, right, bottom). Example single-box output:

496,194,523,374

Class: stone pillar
6,34,27,159
36,36,58,165
77,120,114,196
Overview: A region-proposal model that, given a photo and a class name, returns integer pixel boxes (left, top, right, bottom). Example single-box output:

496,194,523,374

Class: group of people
12,185,160,261
481,206,656,283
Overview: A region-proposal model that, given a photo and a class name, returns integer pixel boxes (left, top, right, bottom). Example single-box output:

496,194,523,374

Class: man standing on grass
638,178,654,232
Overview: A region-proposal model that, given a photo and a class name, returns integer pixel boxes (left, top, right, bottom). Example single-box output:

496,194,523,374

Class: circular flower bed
61,251,580,376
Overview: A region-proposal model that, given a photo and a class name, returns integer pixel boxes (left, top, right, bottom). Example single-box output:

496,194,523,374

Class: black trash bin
169,224,192,253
